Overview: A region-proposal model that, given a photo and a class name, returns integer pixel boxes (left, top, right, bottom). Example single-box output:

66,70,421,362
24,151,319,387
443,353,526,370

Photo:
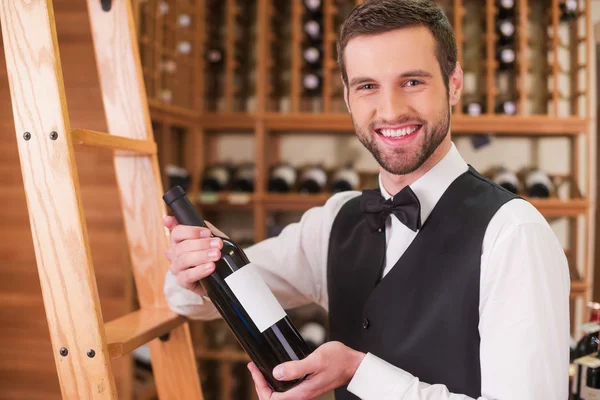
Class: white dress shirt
164,142,570,399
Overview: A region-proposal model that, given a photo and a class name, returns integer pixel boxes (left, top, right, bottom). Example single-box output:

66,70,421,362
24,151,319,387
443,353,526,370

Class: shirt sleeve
163,191,360,319
347,201,570,400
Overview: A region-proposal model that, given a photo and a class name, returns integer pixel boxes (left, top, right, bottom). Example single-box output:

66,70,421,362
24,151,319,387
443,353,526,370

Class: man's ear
448,62,463,106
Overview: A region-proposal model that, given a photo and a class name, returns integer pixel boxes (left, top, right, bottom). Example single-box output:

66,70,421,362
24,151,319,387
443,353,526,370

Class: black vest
327,166,518,399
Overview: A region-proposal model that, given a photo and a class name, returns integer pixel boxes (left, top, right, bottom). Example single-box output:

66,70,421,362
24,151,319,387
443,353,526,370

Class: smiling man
162,0,570,399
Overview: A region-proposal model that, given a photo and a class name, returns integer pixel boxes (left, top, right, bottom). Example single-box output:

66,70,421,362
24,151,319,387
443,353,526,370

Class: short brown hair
337,0,457,90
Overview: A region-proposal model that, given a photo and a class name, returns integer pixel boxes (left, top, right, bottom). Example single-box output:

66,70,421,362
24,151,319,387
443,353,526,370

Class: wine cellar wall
132,0,595,399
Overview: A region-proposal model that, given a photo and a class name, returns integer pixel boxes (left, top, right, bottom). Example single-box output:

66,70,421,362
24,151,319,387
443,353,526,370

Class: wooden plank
71,129,157,155
105,309,185,359
291,0,302,112
256,0,270,114
0,0,118,398
485,0,496,114
264,113,589,134
517,0,529,114
85,0,203,399
200,112,256,130
551,0,560,115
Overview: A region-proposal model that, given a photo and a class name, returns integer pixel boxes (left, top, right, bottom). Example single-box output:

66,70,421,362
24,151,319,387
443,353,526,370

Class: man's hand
163,215,228,297
247,341,366,400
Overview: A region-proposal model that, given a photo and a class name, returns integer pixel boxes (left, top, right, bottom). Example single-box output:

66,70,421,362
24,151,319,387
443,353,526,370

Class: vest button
362,317,369,329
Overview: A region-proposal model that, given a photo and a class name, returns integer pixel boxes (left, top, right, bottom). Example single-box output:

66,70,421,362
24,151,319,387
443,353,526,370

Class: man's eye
405,80,422,87
358,84,376,90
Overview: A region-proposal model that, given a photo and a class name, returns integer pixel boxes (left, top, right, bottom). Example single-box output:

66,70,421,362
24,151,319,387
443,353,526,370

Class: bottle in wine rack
165,163,191,192
331,164,360,193
496,18,515,45
495,46,516,71
303,0,323,41
496,0,515,19
303,71,322,97
524,168,552,198
298,165,328,194
299,321,327,352
560,0,578,22
163,187,312,392
201,163,232,192
268,163,298,193
491,167,519,194
231,163,255,193
205,47,224,67
178,13,192,28
303,41,322,66
495,99,517,115
463,100,484,116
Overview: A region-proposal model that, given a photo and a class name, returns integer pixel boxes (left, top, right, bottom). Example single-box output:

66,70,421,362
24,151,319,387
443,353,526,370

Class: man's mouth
375,124,422,139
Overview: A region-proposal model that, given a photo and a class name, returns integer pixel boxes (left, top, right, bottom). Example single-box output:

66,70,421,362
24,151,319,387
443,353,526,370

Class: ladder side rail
0,1,118,398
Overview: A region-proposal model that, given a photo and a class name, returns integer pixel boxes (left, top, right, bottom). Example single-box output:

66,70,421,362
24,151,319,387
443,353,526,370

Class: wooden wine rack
132,0,595,398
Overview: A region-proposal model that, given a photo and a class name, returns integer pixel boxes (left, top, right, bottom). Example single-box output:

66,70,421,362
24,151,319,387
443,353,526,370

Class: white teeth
379,126,419,137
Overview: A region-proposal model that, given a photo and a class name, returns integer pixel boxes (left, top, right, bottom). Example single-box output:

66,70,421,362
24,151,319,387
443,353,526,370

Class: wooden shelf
194,112,590,135
194,192,588,217
201,112,256,131
528,198,589,217
105,309,185,359
571,280,589,297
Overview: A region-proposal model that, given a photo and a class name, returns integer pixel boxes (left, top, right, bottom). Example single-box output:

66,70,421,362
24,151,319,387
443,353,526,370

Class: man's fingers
176,263,214,290
248,362,273,400
169,224,212,247
273,354,319,382
163,215,179,231
175,237,223,258
170,248,221,274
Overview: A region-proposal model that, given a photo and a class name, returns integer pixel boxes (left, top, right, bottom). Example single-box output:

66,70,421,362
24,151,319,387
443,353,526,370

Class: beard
352,105,451,175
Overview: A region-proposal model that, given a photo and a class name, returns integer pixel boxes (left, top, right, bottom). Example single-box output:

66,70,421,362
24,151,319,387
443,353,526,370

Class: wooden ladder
0,0,204,398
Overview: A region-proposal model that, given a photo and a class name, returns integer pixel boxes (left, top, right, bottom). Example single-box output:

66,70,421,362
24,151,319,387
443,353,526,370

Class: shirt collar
378,142,469,225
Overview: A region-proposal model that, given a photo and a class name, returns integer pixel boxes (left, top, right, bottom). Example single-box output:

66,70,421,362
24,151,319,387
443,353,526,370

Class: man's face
343,26,461,175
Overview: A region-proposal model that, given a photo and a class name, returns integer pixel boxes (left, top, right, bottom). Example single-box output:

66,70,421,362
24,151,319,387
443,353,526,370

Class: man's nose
377,87,409,122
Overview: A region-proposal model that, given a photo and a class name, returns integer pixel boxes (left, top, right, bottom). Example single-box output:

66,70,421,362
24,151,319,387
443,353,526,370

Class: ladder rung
71,129,157,155
105,309,185,358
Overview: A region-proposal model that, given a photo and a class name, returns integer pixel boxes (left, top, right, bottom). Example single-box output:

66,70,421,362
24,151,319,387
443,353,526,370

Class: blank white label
225,264,287,333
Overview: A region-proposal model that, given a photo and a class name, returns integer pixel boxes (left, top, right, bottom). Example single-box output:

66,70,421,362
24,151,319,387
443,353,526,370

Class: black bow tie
360,186,422,232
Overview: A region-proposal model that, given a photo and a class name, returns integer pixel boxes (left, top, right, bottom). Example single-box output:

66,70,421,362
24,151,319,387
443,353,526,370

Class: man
163,0,570,399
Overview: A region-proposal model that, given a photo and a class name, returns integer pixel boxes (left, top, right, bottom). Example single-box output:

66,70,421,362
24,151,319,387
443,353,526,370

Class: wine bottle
303,72,322,96
463,101,484,116
331,165,360,193
231,163,255,193
303,0,322,41
132,344,152,372
303,42,322,66
496,18,515,45
524,168,552,198
496,46,516,70
299,321,327,352
492,167,519,194
165,163,191,192
268,163,297,193
574,303,600,361
298,165,327,194
201,164,232,192
163,187,312,392
496,0,515,19
496,99,517,115
206,47,224,67
560,0,578,22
